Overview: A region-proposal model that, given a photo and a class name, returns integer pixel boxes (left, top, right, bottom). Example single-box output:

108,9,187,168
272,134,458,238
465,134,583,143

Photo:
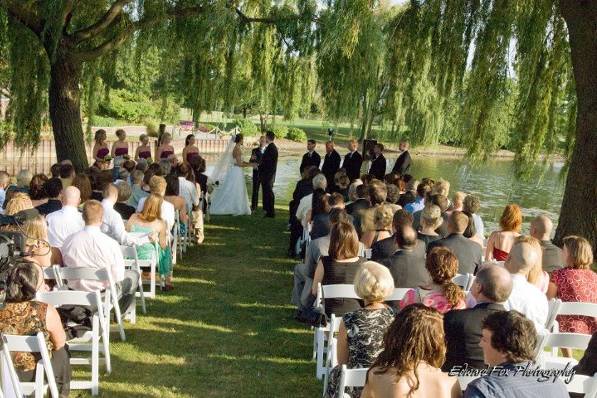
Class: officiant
250,135,266,211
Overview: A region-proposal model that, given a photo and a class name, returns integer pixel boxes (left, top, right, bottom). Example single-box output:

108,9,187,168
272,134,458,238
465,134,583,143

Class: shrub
286,127,307,142
91,115,119,127
232,118,259,136
145,120,159,137
271,125,288,139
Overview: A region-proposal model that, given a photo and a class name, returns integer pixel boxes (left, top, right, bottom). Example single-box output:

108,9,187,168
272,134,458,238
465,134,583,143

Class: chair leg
316,329,325,380
92,317,100,396
35,363,44,398
113,302,126,341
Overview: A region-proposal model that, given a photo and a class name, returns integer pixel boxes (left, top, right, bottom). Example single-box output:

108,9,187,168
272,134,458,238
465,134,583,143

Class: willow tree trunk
555,1,597,252
48,55,89,172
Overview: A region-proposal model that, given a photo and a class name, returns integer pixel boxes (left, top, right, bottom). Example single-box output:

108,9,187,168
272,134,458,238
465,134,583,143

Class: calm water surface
209,154,566,235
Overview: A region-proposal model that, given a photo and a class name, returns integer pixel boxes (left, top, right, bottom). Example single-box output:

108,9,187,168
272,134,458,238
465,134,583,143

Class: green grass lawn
78,206,319,397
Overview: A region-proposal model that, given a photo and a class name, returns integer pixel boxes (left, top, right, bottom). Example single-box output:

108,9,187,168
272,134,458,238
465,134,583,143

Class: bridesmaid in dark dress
92,129,110,162
182,134,200,164
111,129,129,159
135,134,152,162
156,132,175,160
312,221,365,317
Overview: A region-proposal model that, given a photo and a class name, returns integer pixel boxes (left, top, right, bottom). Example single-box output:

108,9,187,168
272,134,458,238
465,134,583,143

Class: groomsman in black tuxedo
392,139,411,175
258,131,279,218
369,143,386,180
321,141,341,189
299,139,321,174
342,139,363,182
250,135,266,211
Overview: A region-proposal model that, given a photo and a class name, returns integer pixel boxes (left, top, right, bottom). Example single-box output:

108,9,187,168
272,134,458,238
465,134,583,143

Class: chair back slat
543,332,592,351
386,288,409,301
322,284,359,300
338,365,368,389
557,302,597,318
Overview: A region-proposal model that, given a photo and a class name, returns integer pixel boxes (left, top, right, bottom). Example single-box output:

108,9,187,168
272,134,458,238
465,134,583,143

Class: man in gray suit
381,224,429,288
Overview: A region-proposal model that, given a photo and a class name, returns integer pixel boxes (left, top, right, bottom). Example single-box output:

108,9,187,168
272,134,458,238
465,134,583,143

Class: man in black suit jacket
381,225,429,288
321,141,341,189
428,211,483,274
250,135,266,211
342,139,363,182
299,139,321,174
442,265,512,371
392,139,411,175
369,143,386,180
258,131,278,218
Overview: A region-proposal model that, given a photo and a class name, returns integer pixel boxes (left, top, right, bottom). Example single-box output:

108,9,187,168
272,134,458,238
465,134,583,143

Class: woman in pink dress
156,132,175,160
135,134,152,161
92,129,110,162
548,235,597,335
400,247,466,313
111,129,129,159
485,204,522,261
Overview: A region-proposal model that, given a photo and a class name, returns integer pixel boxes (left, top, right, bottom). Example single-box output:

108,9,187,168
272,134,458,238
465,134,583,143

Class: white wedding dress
209,139,252,216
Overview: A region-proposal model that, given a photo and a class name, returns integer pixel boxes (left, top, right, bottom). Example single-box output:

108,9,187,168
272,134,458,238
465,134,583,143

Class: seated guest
164,174,189,226
443,265,512,371
292,209,350,315
296,173,327,228
358,179,387,235
517,236,549,293
413,193,449,237
62,200,139,314
404,181,431,214
0,261,71,397
127,194,173,291
46,186,84,248
485,204,522,261
4,170,33,204
325,262,396,398
361,204,394,249
400,247,465,313
575,332,597,377
29,173,49,207
428,211,482,274
548,236,596,335
417,204,442,250
362,304,461,398
59,163,75,189
176,163,200,214
463,210,484,247
381,225,429,288
312,222,365,317
35,178,63,216
449,191,466,213
530,214,563,272
431,178,450,200
346,184,370,239
385,183,401,207
72,174,92,205
309,190,332,240
465,311,567,397
114,182,136,220
136,176,175,231
346,182,368,214
463,195,485,243
5,192,34,216
332,171,350,201
101,184,151,246
91,171,112,202
128,170,149,209
288,166,318,257
0,170,10,208
371,209,414,261
23,214,63,267
397,176,417,207
503,239,549,333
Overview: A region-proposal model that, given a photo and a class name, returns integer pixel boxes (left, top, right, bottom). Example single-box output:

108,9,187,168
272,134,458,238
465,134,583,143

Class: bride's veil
209,134,236,184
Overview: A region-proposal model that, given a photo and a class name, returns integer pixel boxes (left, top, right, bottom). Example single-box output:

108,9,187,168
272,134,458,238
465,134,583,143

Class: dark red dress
550,268,597,334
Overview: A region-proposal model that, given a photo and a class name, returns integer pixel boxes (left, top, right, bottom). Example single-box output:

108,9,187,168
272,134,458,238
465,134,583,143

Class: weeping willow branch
71,0,134,43
0,0,43,36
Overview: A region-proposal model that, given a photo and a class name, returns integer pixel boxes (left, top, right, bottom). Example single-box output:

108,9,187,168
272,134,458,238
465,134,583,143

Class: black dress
322,256,366,317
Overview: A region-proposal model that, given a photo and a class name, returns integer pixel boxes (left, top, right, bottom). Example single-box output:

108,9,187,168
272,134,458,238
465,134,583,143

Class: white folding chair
1,332,59,398
564,372,597,398
545,298,561,332
42,265,61,283
120,245,147,316
452,274,471,290
386,288,410,302
322,314,343,394
537,332,592,369
0,335,24,398
36,290,107,395
336,365,368,396
174,211,184,260
171,213,179,266
55,267,126,342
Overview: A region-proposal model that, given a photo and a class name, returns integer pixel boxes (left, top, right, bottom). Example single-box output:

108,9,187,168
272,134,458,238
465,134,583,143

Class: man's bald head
474,264,513,303
530,215,553,241
62,186,81,207
505,241,541,274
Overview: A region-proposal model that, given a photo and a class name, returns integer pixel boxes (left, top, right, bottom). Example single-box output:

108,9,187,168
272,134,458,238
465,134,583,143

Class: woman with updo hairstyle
417,204,442,250
360,204,394,249
111,128,129,159
72,174,92,205
135,133,152,161
5,192,33,216
400,247,465,313
485,203,522,261
29,173,49,207
325,261,396,398
156,132,174,160
0,261,71,396
183,133,200,164
361,304,460,398
93,129,109,162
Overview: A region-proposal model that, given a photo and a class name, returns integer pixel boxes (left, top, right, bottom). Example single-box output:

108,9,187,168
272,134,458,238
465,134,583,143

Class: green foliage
286,127,307,142
98,89,179,124
232,118,259,136
271,124,288,139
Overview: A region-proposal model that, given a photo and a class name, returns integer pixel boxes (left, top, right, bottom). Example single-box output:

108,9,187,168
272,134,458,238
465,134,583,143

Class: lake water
209,154,566,235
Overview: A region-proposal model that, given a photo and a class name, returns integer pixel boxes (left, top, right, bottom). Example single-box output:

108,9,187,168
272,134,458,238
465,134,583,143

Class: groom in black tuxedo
258,131,278,218
250,135,266,211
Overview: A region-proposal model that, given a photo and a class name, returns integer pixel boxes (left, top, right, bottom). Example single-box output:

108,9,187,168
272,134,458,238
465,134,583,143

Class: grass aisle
89,208,319,397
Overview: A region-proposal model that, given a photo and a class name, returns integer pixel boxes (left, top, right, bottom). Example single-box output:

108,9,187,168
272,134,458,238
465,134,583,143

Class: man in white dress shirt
504,239,549,333
62,200,139,313
46,186,84,248
295,173,327,228
101,184,152,246
136,176,175,231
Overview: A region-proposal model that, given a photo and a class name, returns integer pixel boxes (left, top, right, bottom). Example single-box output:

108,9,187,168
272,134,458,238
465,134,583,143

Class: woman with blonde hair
93,129,110,162
156,132,174,161
362,304,461,398
400,247,465,313
5,192,33,215
111,129,129,160
23,215,62,267
517,236,549,293
126,194,173,290
361,204,394,249
485,204,522,261
417,204,442,250
325,262,396,398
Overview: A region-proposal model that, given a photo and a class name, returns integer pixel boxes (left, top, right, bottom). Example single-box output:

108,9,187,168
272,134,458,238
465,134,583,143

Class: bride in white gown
209,134,253,216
